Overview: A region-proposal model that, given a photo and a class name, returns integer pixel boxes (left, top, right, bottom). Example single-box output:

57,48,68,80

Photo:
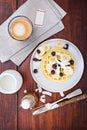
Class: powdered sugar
35,84,52,103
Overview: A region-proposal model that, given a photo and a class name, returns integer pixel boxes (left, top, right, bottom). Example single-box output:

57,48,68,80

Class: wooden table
0,0,87,130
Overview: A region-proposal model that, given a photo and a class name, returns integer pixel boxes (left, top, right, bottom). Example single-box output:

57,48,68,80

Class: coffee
8,16,32,41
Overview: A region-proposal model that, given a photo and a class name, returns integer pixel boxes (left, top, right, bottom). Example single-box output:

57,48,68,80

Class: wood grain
0,0,17,130
0,0,87,130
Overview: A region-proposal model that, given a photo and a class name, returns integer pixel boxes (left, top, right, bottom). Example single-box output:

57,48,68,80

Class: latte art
13,23,26,36
8,16,33,41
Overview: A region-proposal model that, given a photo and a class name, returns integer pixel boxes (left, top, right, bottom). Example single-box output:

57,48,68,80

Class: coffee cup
0,69,23,94
8,16,33,41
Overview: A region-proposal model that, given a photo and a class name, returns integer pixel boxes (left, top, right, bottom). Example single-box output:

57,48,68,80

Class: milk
0,69,23,94
0,74,16,91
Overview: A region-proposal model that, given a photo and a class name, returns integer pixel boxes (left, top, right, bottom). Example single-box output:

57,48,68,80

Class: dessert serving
30,39,84,93
32,41,75,82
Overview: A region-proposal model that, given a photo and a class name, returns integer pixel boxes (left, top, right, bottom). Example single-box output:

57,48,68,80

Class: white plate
30,39,84,93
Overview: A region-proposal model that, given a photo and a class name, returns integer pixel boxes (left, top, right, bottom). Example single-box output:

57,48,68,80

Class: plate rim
30,38,84,93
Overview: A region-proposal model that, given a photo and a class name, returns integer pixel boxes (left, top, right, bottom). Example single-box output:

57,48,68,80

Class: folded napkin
10,0,66,66
10,21,64,66
0,0,67,66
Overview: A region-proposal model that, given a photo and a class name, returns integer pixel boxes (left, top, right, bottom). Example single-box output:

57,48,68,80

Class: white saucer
30,39,84,93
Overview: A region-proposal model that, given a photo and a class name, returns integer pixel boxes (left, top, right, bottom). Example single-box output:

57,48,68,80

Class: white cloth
0,0,67,66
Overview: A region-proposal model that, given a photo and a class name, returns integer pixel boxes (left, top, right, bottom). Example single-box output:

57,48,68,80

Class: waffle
40,47,76,81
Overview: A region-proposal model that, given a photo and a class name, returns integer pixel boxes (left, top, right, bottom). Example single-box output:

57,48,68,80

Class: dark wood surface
0,0,87,130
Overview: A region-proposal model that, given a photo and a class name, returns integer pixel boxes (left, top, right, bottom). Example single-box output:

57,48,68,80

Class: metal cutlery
32,89,83,115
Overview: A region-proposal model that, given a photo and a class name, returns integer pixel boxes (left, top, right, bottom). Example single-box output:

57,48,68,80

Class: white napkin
10,21,64,66
0,0,60,60
10,0,66,66
0,0,67,65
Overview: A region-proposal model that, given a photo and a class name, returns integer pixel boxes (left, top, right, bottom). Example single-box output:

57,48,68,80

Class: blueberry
52,64,57,69
51,70,55,74
51,51,56,56
69,59,74,65
33,58,41,62
63,44,69,49
59,72,63,77
33,69,38,73
58,64,61,67
37,49,41,54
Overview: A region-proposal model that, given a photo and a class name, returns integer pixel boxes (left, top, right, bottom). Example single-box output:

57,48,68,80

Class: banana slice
38,46,46,56
55,41,64,48
36,44,50,57
36,46,46,56
35,53,42,59
60,54,71,62
42,44,50,52
48,57,57,64
46,63,52,73
64,66,73,75
52,73,59,79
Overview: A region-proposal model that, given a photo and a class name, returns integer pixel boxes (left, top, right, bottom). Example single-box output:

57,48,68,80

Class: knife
32,89,83,115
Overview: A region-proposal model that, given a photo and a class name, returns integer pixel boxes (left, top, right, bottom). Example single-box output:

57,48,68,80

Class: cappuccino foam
10,19,32,40
13,23,26,36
